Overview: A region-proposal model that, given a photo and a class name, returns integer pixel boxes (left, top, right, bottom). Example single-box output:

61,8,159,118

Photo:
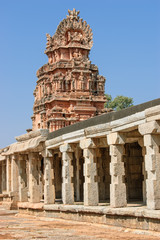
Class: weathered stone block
84,182,98,206
62,182,74,204
60,143,73,153
110,144,124,156
62,152,73,161
80,138,96,149
110,162,125,176
139,121,160,135
107,132,126,145
110,183,127,208
145,154,157,171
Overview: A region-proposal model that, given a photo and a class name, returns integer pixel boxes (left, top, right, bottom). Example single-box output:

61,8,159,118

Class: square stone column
10,155,19,208
60,143,74,204
96,148,106,200
107,132,127,208
80,138,99,206
18,155,28,202
75,147,81,202
43,149,55,204
28,153,41,203
11,155,19,193
138,138,147,204
0,162,2,193
2,161,6,192
139,121,160,209
6,156,11,193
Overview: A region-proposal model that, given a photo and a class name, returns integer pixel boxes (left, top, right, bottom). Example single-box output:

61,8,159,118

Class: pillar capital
138,120,160,136
60,143,74,153
107,132,126,145
41,148,53,158
79,138,96,149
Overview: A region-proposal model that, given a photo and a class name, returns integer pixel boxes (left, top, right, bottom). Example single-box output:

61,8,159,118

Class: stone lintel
107,132,126,145
138,121,160,135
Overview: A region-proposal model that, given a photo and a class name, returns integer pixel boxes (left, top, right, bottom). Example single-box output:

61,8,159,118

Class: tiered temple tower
32,9,107,132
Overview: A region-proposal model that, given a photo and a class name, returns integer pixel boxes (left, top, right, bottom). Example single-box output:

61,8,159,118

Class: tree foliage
105,94,134,111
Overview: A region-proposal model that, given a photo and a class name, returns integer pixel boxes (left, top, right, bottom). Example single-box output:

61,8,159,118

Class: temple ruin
0,9,160,232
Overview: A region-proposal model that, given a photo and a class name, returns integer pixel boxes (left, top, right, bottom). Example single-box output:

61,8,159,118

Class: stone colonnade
0,119,160,211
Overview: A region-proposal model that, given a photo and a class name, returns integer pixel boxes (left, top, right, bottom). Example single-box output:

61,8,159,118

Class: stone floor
0,206,160,240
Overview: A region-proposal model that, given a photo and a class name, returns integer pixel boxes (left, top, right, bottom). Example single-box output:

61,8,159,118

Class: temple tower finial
67,8,80,21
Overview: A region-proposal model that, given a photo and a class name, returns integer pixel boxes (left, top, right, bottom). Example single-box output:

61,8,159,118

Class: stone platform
18,202,160,232
1,205,160,240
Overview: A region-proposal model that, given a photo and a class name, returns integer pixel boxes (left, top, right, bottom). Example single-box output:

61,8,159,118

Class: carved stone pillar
10,155,19,208
0,162,2,193
18,155,28,202
97,148,105,200
138,138,147,204
60,143,74,204
80,138,99,206
139,121,160,209
11,155,19,193
28,153,41,203
75,147,81,202
43,149,55,204
2,161,6,192
107,132,127,208
6,156,11,193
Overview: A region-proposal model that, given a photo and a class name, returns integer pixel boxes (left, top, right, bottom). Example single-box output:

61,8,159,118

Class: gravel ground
0,206,160,240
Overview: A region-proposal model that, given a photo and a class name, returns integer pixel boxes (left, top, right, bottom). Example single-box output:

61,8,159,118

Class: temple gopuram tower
32,9,107,131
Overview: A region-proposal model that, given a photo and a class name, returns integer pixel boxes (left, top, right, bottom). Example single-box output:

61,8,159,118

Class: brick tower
32,9,107,132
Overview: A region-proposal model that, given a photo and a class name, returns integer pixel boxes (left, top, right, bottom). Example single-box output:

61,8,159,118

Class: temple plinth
32,9,107,132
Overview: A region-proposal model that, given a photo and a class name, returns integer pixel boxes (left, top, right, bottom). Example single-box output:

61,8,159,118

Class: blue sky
0,0,160,148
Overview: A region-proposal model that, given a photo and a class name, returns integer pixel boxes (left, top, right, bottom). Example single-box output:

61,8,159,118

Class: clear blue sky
0,0,159,148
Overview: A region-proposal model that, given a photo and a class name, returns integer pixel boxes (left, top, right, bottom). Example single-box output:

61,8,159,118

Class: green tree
105,94,133,111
